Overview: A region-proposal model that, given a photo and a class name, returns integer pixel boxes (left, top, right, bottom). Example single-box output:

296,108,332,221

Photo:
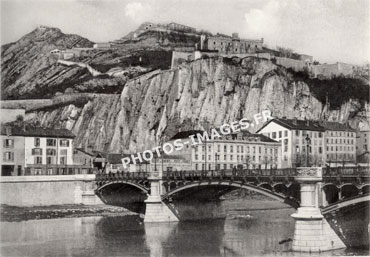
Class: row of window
295,145,323,154
294,139,323,145
326,153,355,160
34,156,67,165
194,163,269,171
31,148,68,156
326,138,354,145
34,138,70,147
210,41,259,52
194,154,277,163
326,131,355,137
194,144,278,154
2,138,71,149
266,130,325,139
326,146,355,152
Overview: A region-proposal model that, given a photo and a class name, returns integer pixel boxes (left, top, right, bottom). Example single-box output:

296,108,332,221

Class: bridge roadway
95,166,370,207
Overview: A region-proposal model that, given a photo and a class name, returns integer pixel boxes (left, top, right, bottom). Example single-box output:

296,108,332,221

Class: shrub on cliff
291,70,369,109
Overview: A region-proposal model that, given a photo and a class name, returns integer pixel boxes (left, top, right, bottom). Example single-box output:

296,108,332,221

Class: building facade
357,123,370,164
257,119,326,168
1,123,93,176
128,154,191,173
166,130,281,171
1,132,25,176
199,33,263,54
322,122,356,166
257,118,357,168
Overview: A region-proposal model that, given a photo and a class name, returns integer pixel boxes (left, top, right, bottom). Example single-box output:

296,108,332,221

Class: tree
244,155,252,169
277,46,294,58
262,156,270,170
16,115,24,122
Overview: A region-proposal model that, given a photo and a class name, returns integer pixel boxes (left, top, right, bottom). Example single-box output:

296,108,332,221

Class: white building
128,154,191,173
257,118,357,168
167,130,281,170
322,122,356,166
357,122,370,164
1,123,77,176
257,118,325,168
93,43,111,49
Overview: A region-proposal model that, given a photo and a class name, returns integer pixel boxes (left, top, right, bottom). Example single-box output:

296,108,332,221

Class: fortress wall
171,51,195,69
275,57,307,72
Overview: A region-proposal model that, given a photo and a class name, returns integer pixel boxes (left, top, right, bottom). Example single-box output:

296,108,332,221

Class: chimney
293,118,297,126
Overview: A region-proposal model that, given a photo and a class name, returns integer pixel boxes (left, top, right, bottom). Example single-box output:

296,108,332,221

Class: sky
1,0,369,65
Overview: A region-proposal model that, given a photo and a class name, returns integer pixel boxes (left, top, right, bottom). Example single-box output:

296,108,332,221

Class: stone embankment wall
0,175,102,206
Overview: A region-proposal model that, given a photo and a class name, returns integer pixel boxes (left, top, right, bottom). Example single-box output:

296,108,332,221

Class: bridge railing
95,167,370,183
95,171,150,182
163,168,297,179
323,166,370,176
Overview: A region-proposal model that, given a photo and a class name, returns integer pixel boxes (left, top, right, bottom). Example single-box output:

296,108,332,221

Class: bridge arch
321,194,370,215
96,181,149,194
322,183,340,204
95,181,149,214
362,184,370,194
340,184,360,199
161,181,300,208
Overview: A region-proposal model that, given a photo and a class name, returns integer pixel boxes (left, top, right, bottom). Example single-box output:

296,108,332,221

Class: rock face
1,26,94,99
25,57,369,153
1,26,174,99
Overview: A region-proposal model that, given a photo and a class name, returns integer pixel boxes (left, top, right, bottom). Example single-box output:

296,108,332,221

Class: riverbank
0,204,135,222
1,191,293,222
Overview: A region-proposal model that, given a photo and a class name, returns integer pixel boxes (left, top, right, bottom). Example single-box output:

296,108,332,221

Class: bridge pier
144,171,179,223
292,167,345,252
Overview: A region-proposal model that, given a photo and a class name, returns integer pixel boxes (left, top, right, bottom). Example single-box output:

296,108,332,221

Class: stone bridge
95,167,369,209
95,166,370,252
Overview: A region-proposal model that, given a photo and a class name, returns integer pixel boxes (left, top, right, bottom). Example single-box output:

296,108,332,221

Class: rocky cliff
1,26,94,99
1,26,173,99
23,57,369,153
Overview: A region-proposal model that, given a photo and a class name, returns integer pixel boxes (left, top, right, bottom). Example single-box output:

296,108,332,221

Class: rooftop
1,123,75,138
320,121,356,132
170,130,204,140
257,118,355,132
171,129,278,143
106,153,129,164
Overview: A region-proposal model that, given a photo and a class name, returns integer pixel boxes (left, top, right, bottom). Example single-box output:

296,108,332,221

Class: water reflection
1,210,368,257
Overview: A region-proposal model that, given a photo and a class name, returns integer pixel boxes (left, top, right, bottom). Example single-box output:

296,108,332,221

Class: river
0,208,367,256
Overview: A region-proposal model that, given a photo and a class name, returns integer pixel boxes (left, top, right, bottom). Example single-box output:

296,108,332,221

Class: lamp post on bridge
305,134,311,167
215,153,219,171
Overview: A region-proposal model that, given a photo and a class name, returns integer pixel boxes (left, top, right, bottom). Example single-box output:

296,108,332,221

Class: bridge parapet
94,167,370,194
95,171,150,191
